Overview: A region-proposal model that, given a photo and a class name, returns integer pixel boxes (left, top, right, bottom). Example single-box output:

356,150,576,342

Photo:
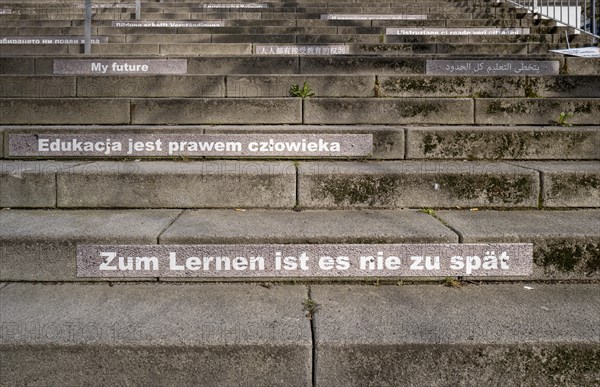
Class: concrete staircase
1,0,599,385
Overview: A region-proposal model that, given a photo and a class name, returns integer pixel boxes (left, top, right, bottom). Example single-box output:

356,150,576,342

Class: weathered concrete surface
406,127,600,160
298,161,539,209
475,98,600,125
437,210,600,279
0,283,311,386
56,161,296,208
0,58,35,74
565,57,600,75
379,75,600,98
227,75,376,97
304,98,474,125
131,98,302,124
78,76,225,97
513,161,600,207
313,284,600,386
0,161,84,207
299,57,424,75
0,98,130,124
0,210,181,281
0,76,76,98
187,57,299,74
160,209,458,244
159,43,252,55
204,125,404,159
71,43,160,55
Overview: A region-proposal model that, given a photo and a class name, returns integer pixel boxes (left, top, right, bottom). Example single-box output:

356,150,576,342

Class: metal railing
501,0,599,39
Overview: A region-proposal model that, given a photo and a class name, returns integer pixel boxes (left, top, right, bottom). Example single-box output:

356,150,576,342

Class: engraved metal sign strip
550,47,600,58
386,27,530,35
8,134,373,158
0,36,108,44
53,59,187,75
111,20,225,27
76,3,137,8
426,60,560,75
77,243,533,278
203,3,268,8
255,44,349,55
321,14,427,20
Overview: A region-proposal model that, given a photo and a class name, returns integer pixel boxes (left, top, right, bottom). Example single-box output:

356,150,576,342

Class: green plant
303,297,318,319
443,277,462,288
557,111,574,127
420,208,436,216
290,82,315,98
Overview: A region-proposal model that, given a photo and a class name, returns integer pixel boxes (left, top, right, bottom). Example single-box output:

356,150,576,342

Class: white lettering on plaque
77,244,533,278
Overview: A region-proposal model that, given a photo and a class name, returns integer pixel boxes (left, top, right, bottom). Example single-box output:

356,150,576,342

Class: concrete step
1,26,581,39
2,97,599,125
0,209,598,281
0,125,600,161
5,74,598,98
7,55,598,76
1,42,578,56
2,125,598,161
0,282,312,385
1,160,598,209
311,283,600,386
2,283,597,385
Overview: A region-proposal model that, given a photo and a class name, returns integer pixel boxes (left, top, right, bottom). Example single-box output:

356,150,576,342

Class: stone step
0,6,529,14
2,283,597,385
1,42,581,57
1,160,598,209
3,125,598,161
0,282,312,385
4,74,599,99
312,283,600,385
2,97,599,125
0,18,561,30
0,10,547,21
0,26,581,39
0,209,598,281
5,55,598,75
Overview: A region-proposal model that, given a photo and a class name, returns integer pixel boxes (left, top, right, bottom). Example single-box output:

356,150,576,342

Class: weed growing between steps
303,297,318,320
289,82,314,98
557,111,574,126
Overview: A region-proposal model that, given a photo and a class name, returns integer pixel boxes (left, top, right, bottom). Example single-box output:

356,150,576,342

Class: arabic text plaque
426,60,559,76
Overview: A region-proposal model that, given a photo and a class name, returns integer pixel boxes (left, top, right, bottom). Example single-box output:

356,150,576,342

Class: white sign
203,3,268,8
8,134,373,157
77,244,533,278
550,47,600,58
112,21,225,27
77,3,137,8
426,60,559,75
53,59,188,75
321,14,427,20
387,27,530,36
255,45,349,55
0,36,107,44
